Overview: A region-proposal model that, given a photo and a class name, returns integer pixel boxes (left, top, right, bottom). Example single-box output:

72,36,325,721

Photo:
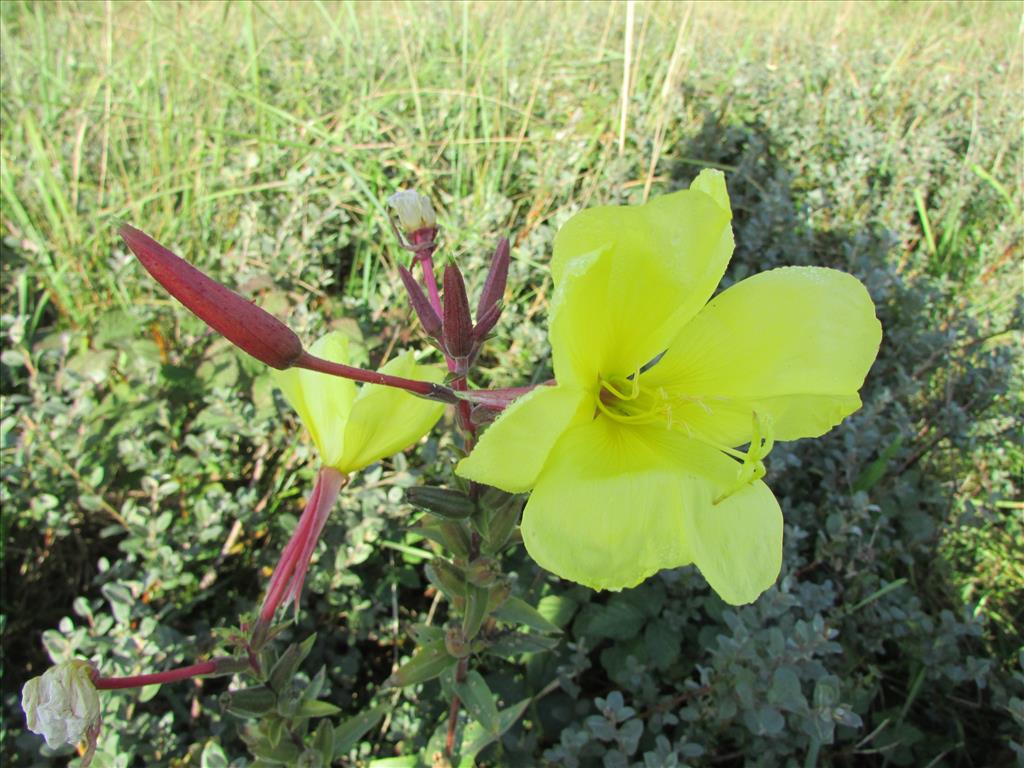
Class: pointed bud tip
118,224,304,370
476,237,510,323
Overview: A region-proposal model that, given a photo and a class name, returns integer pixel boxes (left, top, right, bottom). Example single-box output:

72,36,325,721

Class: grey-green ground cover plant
2,2,1021,766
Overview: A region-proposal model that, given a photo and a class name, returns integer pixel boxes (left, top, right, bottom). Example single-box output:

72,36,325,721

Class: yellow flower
273,332,445,473
456,170,881,604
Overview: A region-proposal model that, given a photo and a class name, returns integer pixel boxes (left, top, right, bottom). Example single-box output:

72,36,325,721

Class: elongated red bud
473,300,501,342
119,225,303,370
442,263,473,362
398,265,443,338
476,237,509,323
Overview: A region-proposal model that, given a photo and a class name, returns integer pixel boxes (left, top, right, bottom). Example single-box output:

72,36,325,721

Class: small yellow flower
456,170,882,604
22,660,101,750
273,332,445,473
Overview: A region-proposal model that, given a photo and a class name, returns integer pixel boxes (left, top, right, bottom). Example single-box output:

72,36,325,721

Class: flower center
596,372,775,505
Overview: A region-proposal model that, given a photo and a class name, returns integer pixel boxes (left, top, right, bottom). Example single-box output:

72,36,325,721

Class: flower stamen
713,412,775,505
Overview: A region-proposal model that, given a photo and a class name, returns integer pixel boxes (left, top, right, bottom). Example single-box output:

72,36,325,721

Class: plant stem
93,660,221,690
296,351,458,404
445,656,470,757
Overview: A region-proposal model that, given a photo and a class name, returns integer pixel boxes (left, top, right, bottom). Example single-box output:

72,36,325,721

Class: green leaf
335,704,390,757
537,593,579,628
485,631,560,659
425,558,467,599
269,634,317,693
384,644,455,688
853,435,903,492
769,666,807,711
480,497,521,553
462,584,490,640
407,486,476,519
249,736,301,765
459,697,530,761
221,686,277,717
297,700,343,718
452,670,500,735
200,740,229,768
573,596,645,640
493,595,562,634
313,720,334,765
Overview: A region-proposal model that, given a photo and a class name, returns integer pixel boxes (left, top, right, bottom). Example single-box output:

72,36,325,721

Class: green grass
2,1,1021,765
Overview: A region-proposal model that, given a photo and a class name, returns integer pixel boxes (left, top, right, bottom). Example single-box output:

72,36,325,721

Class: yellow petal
642,267,882,444
272,332,357,466
521,417,783,600
335,351,445,472
456,384,591,493
680,478,782,605
548,172,734,387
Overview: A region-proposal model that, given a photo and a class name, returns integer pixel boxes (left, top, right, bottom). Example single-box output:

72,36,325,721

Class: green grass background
1,1,1022,766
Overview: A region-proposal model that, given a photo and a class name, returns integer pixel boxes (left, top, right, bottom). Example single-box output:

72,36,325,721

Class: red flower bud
398,265,443,339
119,225,303,370
476,237,509,323
473,300,502,343
442,263,473,362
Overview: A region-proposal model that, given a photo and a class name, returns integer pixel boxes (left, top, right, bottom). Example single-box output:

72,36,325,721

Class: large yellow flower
456,170,881,604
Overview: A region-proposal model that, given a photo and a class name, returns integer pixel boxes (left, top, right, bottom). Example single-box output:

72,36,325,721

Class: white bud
387,189,436,233
22,660,101,750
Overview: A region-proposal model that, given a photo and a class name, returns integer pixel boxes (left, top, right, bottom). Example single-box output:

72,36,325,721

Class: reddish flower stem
296,351,458,404
419,255,445,324
409,230,444,321
93,660,219,690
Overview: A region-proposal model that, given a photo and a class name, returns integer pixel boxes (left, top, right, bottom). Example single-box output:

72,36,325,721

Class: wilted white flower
387,189,436,234
22,659,101,750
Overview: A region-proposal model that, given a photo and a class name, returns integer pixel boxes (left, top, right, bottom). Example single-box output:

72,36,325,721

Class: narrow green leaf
453,670,500,735
493,596,562,634
268,634,317,693
462,584,490,640
334,703,390,757
459,697,530,761
384,644,455,688
297,700,343,718
221,686,277,717
407,486,476,519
